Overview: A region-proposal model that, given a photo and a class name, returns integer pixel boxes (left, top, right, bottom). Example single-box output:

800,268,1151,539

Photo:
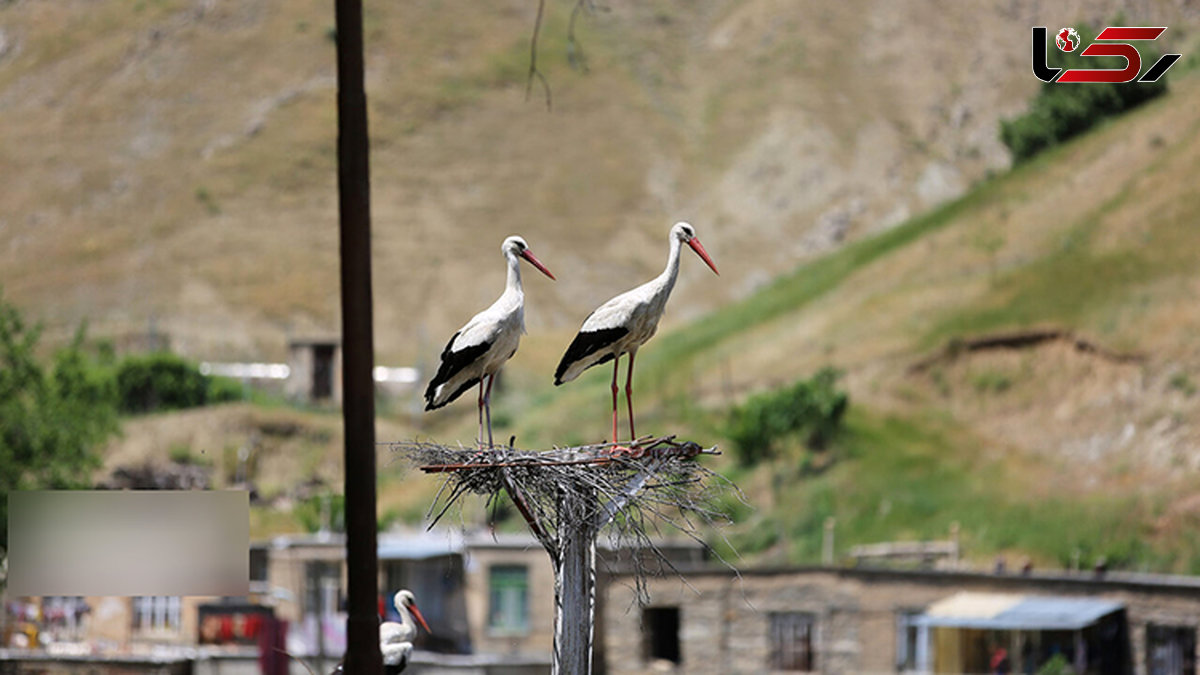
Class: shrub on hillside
727,367,849,466
1000,25,1168,163
116,352,241,413
296,492,346,534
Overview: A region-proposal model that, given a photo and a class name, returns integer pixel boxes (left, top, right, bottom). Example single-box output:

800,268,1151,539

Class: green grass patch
717,407,1173,569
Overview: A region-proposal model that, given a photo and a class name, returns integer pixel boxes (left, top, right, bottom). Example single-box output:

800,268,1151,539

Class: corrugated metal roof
376,530,464,560
918,592,1123,630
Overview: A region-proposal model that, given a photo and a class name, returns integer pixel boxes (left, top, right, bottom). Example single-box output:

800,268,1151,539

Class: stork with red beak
379,589,431,672
329,589,430,674
554,222,719,444
424,236,555,447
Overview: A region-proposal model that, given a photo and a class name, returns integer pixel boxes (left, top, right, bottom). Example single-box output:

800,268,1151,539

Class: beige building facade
603,566,1200,675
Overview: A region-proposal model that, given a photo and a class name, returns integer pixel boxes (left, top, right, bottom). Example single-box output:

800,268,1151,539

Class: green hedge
1000,25,1168,163
727,367,849,466
115,353,242,414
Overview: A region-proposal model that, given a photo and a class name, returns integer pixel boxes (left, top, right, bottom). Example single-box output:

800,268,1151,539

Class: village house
10,535,1200,674
602,564,1200,675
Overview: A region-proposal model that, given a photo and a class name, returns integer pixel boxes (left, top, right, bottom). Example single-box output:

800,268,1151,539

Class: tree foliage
295,492,346,534
727,367,849,466
115,352,242,414
0,293,120,549
1000,24,1168,163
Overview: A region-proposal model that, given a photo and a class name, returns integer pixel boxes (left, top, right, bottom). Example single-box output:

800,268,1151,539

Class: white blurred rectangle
8,490,249,597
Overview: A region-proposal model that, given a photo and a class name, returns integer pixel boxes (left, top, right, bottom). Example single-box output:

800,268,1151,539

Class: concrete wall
285,342,342,404
265,538,345,625
463,545,556,658
603,567,1200,675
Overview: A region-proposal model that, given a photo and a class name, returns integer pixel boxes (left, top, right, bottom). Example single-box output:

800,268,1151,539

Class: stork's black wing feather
423,331,492,409
554,326,629,385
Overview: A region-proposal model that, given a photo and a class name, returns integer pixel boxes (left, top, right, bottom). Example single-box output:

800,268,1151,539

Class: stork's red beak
521,248,556,280
687,237,719,275
410,602,432,635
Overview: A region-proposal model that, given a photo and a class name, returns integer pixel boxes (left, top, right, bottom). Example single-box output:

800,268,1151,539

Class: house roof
377,530,464,560
918,592,1123,631
376,530,544,560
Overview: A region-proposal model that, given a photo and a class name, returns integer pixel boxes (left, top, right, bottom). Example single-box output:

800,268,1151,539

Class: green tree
0,293,119,550
727,367,849,466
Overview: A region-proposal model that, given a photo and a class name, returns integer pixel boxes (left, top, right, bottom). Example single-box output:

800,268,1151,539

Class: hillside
2,0,1197,363
504,69,1200,571
8,0,1200,568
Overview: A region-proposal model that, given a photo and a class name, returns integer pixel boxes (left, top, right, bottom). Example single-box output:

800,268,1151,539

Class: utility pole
334,0,381,671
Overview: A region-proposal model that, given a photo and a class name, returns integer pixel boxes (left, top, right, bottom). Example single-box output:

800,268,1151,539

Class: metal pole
334,0,381,672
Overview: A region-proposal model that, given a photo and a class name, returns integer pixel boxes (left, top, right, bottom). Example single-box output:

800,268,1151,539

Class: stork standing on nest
554,222,718,444
424,236,555,447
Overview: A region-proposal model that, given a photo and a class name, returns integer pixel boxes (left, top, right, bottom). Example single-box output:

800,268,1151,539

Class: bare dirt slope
3,0,1196,366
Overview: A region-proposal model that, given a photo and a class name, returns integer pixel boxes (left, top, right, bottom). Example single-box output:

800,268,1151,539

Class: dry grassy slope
2,0,1197,366
641,71,1200,499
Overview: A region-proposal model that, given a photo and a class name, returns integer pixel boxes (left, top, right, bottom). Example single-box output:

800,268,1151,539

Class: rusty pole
334,0,381,672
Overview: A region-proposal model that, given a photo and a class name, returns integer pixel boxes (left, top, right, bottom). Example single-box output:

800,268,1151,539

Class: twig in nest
567,0,591,72
526,0,552,111
390,435,741,606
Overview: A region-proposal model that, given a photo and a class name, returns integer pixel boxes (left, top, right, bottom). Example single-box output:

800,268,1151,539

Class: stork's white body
424,279,525,408
555,222,718,443
424,237,554,446
331,590,428,674
553,241,682,385
380,589,430,672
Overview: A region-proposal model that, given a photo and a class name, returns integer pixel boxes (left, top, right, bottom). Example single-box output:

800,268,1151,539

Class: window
643,606,680,664
488,565,529,634
304,561,341,618
132,596,182,633
895,610,922,672
42,596,89,642
1148,624,1197,675
249,547,268,583
770,612,816,671
312,345,335,399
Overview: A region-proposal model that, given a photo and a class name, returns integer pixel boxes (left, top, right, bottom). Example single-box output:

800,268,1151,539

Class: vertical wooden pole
553,487,597,675
334,0,381,672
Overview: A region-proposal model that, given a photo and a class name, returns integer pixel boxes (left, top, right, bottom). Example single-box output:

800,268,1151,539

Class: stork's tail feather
424,376,480,411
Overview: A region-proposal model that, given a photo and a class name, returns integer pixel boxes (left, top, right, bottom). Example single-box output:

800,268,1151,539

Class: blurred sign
197,603,275,645
1032,26,1182,83
8,490,248,596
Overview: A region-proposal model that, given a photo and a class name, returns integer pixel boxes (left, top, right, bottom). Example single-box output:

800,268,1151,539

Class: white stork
380,589,431,672
554,222,718,444
424,236,555,447
329,589,430,675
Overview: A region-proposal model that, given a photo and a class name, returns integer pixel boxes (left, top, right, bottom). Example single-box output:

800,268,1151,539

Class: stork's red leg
483,374,496,448
610,353,621,444
625,350,637,442
476,378,486,447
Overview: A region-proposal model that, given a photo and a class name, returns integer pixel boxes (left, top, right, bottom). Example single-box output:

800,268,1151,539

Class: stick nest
388,435,743,602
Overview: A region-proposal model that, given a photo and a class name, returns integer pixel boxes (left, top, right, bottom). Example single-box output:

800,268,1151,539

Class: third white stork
554,222,718,444
329,589,430,674
424,236,555,447
380,589,431,672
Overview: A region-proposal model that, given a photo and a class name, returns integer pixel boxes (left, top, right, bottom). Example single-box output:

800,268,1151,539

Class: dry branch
389,435,738,603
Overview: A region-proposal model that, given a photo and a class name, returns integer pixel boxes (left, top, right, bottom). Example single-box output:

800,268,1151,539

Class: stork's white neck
504,249,524,296
654,233,683,297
